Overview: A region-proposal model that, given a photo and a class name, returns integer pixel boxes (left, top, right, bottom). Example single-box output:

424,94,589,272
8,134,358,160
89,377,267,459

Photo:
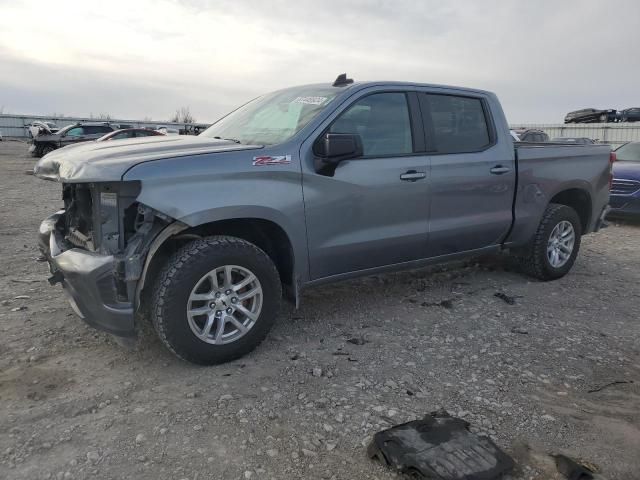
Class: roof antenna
333,73,354,87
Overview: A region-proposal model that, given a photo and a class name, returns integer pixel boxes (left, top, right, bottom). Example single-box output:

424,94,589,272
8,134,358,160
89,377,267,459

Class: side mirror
316,133,363,165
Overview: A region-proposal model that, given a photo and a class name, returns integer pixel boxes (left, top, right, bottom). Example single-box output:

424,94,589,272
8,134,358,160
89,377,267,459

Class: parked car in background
609,142,640,217
618,108,640,123
29,122,115,157
551,137,596,144
0,130,3,141
27,121,59,139
513,128,549,142
183,124,209,135
564,108,617,123
34,76,612,365
97,128,165,142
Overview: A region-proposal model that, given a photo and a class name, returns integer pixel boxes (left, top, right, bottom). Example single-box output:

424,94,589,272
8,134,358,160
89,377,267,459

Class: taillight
608,151,616,190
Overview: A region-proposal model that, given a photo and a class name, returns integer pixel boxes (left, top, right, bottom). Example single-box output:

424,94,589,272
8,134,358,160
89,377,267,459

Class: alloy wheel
186,265,263,344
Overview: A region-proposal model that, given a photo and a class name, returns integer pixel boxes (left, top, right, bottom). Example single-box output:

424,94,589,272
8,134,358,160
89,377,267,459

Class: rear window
111,131,135,140
135,130,156,137
422,94,491,153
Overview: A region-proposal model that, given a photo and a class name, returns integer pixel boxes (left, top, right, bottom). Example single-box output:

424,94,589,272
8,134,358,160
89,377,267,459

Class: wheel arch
549,187,592,234
136,217,298,313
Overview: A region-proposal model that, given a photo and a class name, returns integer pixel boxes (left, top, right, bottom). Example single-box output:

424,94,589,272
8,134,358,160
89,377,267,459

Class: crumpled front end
38,182,174,337
28,123,61,157
39,211,135,336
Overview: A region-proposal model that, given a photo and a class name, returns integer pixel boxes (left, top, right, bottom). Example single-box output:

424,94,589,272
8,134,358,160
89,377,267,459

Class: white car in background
27,121,59,139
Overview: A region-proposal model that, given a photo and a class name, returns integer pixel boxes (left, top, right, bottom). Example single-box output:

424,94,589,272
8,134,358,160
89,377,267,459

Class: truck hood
612,161,640,181
34,136,261,182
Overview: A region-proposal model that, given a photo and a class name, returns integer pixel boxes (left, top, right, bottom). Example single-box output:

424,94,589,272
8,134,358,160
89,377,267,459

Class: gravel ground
0,140,639,480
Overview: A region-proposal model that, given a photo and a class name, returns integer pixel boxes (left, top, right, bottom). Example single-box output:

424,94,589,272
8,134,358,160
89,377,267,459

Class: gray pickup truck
35,75,613,365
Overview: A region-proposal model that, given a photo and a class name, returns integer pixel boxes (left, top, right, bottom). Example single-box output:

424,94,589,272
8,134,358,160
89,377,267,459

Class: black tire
518,203,582,281
151,236,281,365
40,144,56,156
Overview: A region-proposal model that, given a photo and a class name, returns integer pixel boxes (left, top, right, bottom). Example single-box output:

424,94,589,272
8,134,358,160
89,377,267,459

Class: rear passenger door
420,92,516,257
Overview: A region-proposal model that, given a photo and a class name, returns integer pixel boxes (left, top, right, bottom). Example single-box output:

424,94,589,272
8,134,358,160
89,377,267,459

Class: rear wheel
518,203,582,281
151,236,281,365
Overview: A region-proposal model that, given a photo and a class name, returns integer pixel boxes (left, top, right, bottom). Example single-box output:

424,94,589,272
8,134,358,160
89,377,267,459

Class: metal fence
2,113,640,145
510,123,640,146
0,113,210,138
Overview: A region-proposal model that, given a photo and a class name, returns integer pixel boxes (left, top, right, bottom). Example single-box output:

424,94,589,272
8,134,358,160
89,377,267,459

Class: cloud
0,0,638,123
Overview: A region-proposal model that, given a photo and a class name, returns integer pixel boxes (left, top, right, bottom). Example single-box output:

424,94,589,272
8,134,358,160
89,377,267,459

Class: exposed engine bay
54,182,173,302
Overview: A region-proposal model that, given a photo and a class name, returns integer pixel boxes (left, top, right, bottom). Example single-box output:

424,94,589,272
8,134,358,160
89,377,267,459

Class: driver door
302,91,430,280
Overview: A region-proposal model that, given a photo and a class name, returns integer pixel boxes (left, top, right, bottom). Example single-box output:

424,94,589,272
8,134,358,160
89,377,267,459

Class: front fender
124,153,310,283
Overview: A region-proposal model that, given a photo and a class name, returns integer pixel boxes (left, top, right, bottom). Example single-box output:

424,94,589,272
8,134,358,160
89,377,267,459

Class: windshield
615,142,640,162
201,85,339,145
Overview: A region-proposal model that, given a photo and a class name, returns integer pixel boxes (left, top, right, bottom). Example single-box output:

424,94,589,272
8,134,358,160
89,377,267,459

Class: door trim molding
302,244,501,289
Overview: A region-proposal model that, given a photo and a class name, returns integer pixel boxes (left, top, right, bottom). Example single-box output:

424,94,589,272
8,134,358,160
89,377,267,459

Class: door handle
400,170,426,182
490,165,511,175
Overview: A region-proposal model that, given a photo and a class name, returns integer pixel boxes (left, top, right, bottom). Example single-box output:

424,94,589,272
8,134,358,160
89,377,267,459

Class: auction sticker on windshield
292,96,328,105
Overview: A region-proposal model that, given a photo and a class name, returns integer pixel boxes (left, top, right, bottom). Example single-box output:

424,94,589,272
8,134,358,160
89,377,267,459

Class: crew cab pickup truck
35,75,613,365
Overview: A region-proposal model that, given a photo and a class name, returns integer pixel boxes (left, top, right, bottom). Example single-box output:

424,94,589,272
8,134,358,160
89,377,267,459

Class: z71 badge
252,155,292,166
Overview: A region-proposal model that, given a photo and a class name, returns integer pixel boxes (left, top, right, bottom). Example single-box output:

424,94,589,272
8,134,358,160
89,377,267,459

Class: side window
85,126,112,134
112,131,134,140
329,93,412,156
135,130,153,137
66,127,84,136
423,94,491,153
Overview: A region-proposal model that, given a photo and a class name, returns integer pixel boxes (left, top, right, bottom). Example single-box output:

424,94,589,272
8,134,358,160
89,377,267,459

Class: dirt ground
0,139,639,480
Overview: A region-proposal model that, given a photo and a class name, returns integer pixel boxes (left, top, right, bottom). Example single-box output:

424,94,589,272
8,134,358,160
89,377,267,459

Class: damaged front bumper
38,212,136,337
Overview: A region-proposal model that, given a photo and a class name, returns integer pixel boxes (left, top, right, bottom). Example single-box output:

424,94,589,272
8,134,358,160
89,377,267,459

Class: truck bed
507,143,612,245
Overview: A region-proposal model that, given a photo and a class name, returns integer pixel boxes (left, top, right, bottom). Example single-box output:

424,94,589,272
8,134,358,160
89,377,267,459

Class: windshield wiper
213,136,241,144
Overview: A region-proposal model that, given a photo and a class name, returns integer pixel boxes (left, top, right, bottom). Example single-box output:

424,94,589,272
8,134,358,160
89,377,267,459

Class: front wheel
518,203,582,281
151,236,282,365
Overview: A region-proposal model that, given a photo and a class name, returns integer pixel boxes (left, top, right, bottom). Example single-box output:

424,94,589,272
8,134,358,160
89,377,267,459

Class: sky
0,0,638,124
